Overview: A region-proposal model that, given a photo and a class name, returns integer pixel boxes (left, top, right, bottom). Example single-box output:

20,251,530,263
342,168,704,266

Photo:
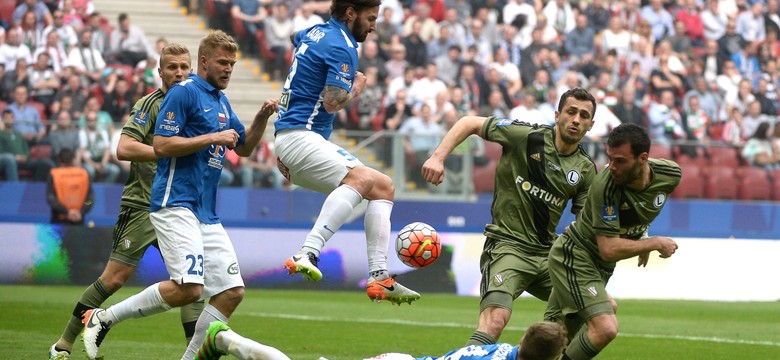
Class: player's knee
222,286,245,305
175,284,204,305
590,316,619,344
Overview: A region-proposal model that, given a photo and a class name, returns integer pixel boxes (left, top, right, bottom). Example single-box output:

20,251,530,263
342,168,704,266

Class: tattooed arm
322,71,367,113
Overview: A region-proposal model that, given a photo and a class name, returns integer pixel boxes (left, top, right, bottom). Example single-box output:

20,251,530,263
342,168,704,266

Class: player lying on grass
190,320,567,360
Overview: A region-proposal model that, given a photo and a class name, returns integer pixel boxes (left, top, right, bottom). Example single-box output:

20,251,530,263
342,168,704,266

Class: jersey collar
329,17,358,49
190,73,220,95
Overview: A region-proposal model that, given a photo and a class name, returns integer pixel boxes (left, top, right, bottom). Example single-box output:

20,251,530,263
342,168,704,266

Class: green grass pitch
2,285,778,359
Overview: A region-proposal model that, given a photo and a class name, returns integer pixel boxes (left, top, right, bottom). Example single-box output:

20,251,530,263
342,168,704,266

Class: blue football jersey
150,73,245,224
417,344,519,360
274,17,358,140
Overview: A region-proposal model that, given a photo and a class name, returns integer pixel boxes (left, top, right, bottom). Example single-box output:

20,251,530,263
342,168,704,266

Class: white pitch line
244,312,780,347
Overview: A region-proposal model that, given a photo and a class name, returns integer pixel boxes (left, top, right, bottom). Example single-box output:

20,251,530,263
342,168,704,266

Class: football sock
365,199,393,275
466,331,497,346
181,300,205,344
183,304,229,360
370,270,389,280
217,329,292,360
58,278,115,348
564,328,601,360
106,282,172,325
300,184,363,256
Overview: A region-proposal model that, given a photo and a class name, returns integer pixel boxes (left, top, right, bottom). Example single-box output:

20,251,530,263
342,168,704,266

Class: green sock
466,331,497,346
181,300,205,343
564,327,601,360
58,279,114,348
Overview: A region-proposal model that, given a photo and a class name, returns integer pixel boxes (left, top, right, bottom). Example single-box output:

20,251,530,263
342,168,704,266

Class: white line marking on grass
245,312,780,347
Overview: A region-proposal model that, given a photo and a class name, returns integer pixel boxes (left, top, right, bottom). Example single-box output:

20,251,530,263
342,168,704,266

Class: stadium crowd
4,0,780,198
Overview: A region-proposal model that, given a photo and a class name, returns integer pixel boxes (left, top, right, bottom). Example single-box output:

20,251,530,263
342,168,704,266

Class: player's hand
259,98,278,118
421,157,445,185
213,129,239,148
637,252,650,267
352,71,367,97
655,237,678,258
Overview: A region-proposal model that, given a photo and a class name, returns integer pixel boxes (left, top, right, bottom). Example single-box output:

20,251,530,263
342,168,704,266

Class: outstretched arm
421,115,487,185
234,98,278,157
596,235,678,262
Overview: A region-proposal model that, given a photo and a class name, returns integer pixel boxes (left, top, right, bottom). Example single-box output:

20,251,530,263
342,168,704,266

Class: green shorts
109,206,158,267
479,237,552,311
547,234,614,321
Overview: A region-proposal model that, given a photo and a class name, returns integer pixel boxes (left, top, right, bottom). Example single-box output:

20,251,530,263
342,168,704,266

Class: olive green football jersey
480,117,597,253
119,89,165,210
567,158,682,270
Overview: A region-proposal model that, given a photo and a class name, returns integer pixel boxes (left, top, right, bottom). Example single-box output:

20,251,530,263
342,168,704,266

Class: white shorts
275,129,363,194
150,207,244,298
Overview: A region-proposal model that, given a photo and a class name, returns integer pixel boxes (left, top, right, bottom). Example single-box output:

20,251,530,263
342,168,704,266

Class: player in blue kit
275,0,420,304
81,30,279,360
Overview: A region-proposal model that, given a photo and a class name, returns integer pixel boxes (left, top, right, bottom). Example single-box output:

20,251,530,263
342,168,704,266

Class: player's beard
352,20,369,42
611,160,642,185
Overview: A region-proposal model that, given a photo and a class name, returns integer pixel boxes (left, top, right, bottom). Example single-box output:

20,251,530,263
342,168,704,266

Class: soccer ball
395,222,441,268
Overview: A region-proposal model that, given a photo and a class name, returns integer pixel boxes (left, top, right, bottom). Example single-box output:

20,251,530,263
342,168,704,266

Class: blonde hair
159,43,190,66
198,30,238,59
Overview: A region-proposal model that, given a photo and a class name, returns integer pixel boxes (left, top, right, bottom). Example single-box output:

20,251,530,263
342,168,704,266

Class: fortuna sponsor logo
619,224,649,237
515,175,564,207
306,27,325,42
227,262,239,275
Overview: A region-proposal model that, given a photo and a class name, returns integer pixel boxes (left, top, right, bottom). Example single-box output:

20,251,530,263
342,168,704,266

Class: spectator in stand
753,77,778,116
109,13,152,67
384,43,408,81
231,0,268,58
716,59,743,97
52,73,88,118
0,109,54,181
101,74,133,125
399,102,442,189
767,0,780,36
741,121,777,170
377,0,403,27
701,0,728,42
496,24,522,70
502,0,535,49
684,76,720,121
450,86,474,116
619,61,651,108
613,0,642,33
534,13,559,46
59,0,84,32
358,40,387,85
385,66,414,106
51,94,77,120
631,19,656,55
0,28,33,72
402,2,438,43
434,45,461,88
78,109,119,183
741,100,770,141
34,31,69,75
523,68,551,105
18,11,44,51
650,53,686,100
381,87,413,164
601,17,632,58
684,94,710,143
675,0,704,47
42,9,78,51
723,79,756,125
349,66,384,130
648,89,685,144
48,110,80,159
409,62,447,106
641,0,675,42
84,11,108,54
538,87,559,126
464,18,491,68
543,0,575,38
78,95,113,133
736,2,766,43
13,0,53,29
701,39,724,83
7,85,46,145
292,2,324,33
758,59,780,110
1,59,32,102
417,0,445,23
426,25,453,61
590,71,619,111
374,7,401,55
478,89,510,119
46,147,93,224
583,0,610,33
479,67,513,111
401,20,428,68
67,28,106,85
264,3,293,82
457,63,481,114
565,14,597,62
732,41,762,84
29,52,60,108
238,138,284,189
439,8,468,53
718,18,746,60
612,87,646,127
489,47,521,99
509,90,545,125
668,20,693,55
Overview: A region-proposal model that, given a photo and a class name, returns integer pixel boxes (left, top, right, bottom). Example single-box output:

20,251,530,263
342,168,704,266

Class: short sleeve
324,45,356,92
155,82,192,137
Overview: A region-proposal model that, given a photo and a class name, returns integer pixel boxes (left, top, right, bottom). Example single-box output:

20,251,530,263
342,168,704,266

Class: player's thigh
150,207,205,286
275,129,363,193
200,223,244,298
480,238,549,301
548,235,613,320
109,206,158,267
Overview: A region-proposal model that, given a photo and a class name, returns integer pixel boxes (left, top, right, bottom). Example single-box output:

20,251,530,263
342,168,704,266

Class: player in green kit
48,43,198,359
545,123,680,360
422,88,598,346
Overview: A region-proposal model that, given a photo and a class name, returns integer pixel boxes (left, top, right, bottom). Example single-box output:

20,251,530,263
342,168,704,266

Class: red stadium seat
735,166,769,181
671,168,704,199
738,168,772,200
27,101,48,122
649,144,671,159
0,0,15,25
707,146,741,168
473,160,497,193
483,141,502,161
703,167,739,200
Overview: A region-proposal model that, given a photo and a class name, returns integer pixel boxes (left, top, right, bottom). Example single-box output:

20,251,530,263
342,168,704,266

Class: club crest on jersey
601,205,617,221
566,170,580,185
165,112,175,122
133,111,147,125
654,193,666,208
495,118,513,126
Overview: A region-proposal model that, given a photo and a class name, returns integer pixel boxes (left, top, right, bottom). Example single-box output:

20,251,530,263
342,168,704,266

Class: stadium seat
0,100,7,113
707,146,741,168
107,64,135,84
472,160,496,193
671,166,704,199
483,141,502,161
649,143,671,159
0,0,15,26
27,101,48,122
737,167,772,200
703,167,739,200
29,143,52,160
